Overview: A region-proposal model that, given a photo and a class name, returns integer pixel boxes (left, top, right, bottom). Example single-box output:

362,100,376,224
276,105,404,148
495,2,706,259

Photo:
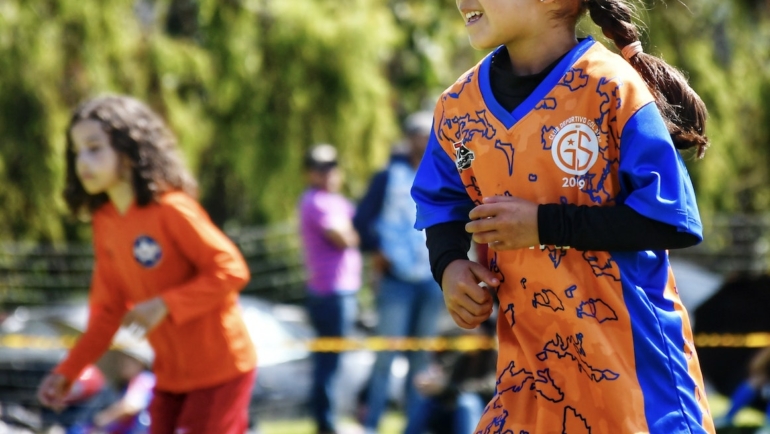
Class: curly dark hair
64,95,198,216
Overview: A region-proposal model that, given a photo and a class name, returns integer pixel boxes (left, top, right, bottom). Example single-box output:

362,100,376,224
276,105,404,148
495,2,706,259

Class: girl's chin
81,184,105,195
467,35,500,51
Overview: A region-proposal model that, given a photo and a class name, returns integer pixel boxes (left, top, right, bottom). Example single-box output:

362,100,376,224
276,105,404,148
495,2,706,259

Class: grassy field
256,395,767,434
260,412,404,434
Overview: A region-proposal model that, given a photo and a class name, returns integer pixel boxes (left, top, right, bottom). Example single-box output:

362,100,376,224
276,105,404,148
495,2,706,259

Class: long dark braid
584,0,709,158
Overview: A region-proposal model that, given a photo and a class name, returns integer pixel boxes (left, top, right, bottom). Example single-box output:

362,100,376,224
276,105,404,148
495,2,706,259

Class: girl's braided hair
571,0,709,158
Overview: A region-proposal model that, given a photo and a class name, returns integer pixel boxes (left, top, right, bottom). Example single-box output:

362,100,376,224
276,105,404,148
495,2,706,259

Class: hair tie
621,41,643,61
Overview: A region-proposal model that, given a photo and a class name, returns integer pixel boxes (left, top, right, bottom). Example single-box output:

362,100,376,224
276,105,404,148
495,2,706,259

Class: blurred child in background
36,95,256,434
41,364,111,433
91,345,155,434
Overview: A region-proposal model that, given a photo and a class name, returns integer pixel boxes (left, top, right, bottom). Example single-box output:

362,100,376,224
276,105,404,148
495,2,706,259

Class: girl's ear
119,155,133,181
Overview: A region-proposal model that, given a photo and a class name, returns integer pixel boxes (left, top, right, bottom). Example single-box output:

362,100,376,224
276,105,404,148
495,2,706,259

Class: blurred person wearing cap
352,112,445,433
91,345,155,434
298,144,362,434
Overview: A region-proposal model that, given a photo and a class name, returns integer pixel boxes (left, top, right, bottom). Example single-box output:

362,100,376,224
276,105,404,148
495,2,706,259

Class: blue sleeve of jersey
619,102,703,241
411,130,475,230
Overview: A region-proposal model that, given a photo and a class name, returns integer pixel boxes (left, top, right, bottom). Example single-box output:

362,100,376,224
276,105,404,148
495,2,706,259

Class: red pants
149,369,255,434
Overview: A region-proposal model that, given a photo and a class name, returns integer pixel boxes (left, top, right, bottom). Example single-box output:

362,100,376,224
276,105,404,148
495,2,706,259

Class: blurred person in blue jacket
353,111,446,433
714,345,770,433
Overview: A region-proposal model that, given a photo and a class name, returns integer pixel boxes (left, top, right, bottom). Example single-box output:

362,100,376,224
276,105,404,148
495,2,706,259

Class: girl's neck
107,181,135,215
504,29,577,76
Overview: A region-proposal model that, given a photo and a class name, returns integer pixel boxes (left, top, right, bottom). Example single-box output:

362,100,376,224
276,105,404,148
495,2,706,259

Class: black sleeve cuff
426,221,472,286
537,203,563,247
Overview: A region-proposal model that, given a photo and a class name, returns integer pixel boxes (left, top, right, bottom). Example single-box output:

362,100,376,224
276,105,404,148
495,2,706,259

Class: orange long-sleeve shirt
55,191,256,393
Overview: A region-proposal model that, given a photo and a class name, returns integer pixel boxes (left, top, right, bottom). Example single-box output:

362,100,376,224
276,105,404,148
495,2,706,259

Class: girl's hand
466,196,540,251
442,259,497,329
414,366,446,396
93,409,111,428
37,372,70,412
371,250,391,275
122,297,168,336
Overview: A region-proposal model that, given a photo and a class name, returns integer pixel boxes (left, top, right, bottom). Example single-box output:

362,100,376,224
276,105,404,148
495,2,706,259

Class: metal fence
0,222,307,308
2,213,770,308
671,213,770,275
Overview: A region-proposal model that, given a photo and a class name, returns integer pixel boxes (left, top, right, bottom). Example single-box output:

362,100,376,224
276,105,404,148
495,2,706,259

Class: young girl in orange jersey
412,1,715,432
36,95,257,434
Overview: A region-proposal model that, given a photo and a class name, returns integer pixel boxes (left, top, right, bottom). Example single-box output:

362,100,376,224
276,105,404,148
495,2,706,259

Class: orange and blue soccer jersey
412,37,714,433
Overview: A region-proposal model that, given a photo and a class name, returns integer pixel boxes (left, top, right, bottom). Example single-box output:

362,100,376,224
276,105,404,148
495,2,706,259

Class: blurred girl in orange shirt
37,95,256,434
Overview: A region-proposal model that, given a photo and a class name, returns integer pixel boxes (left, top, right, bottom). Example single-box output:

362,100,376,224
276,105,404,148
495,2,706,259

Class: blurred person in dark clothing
403,318,497,434
715,345,770,433
353,112,445,433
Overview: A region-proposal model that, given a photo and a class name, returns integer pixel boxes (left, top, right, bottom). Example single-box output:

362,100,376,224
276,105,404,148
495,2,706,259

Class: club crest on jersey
453,140,475,171
549,117,600,175
133,235,162,268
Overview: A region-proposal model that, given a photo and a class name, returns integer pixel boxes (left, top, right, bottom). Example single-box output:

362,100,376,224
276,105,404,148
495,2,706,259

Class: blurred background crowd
2,1,770,433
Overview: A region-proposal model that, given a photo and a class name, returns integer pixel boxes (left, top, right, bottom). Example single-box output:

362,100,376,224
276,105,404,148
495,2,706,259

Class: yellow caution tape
0,333,78,350
305,336,497,352
3,333,770,352
0,333,497,352
693,332,770,348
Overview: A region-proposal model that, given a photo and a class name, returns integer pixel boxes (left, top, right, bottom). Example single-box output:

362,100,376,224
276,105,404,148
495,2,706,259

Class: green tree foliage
0,0,401,240
0,0,206,240
384,0,476,111
193,0,401,224
0,0,768,241
641,0,770,214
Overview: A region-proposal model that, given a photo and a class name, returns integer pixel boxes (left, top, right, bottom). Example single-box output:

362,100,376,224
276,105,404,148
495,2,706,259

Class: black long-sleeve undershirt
426,204,699,285
425,48,698,285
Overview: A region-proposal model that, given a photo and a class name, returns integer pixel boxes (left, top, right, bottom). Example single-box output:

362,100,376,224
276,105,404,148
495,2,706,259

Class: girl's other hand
37,372,70,412
122,296,168,336
466,196,539,251
414,366,446,396
441,259,497,329
371,250,391,275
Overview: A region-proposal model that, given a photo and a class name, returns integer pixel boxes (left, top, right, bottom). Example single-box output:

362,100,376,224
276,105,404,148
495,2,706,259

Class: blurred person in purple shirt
298,143,362,434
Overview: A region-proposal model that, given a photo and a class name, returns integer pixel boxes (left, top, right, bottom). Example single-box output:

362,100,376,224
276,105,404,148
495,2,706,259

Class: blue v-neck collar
478,36,596,130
